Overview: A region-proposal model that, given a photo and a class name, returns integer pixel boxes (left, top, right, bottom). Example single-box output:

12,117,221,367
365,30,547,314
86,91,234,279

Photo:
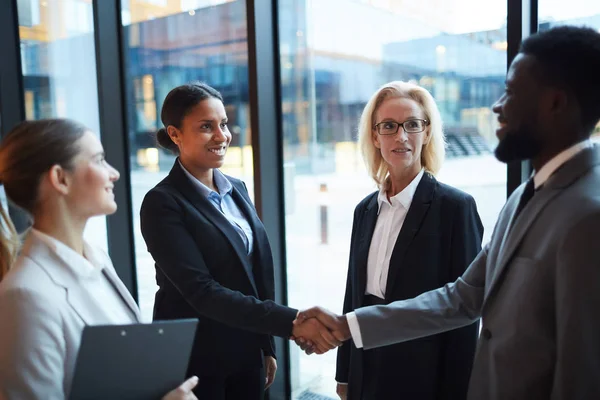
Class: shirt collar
178,159,233,199
377,169,425,214
30,229,104,279
533,139,593,189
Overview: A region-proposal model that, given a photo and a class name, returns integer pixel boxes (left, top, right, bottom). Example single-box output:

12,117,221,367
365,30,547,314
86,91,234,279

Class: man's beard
494,127,542,163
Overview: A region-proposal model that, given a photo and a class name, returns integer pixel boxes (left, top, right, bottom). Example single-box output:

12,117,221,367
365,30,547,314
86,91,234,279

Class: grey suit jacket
0,232,140,400
355,145,600,400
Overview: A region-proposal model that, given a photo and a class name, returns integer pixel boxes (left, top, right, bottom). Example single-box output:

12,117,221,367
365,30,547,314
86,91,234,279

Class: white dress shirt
533,139,592,189
365,169,425,298
31,229,136,324
346,139,593,349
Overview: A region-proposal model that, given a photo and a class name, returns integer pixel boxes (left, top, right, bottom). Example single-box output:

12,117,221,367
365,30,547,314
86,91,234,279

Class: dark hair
156,81,224,154
520,25,600,131
0,118,87,280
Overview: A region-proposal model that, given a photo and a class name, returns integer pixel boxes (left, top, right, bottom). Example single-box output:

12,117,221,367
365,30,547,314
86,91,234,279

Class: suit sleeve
140,189,298,338
438,196,483,399
354,236,487,350
0,288,66,399
552,212,600,399
335,206,362,383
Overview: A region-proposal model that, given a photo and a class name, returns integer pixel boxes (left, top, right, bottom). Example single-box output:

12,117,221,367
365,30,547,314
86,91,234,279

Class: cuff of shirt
346,311,364,349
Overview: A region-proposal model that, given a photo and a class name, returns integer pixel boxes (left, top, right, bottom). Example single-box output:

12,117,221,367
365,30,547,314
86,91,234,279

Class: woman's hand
291,335,316,355
265,356,277,389
162,376,199,400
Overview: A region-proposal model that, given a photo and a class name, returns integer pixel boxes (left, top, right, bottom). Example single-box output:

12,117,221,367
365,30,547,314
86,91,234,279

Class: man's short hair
520,25,600,131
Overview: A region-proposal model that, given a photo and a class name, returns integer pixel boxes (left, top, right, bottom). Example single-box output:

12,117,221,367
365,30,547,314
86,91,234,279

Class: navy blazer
140,161,297,376
336,172,483,400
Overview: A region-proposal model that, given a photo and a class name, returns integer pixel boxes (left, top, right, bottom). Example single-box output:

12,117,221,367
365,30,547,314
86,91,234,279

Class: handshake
290,306,352,354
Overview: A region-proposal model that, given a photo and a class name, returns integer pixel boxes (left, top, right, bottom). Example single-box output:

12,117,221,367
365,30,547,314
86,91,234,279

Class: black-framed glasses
373,119,430,135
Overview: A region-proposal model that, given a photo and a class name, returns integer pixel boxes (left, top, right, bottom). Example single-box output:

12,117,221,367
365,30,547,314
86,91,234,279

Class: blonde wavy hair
358,81,445,188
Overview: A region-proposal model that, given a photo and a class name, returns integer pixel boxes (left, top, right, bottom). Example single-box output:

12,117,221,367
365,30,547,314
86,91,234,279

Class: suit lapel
487,187,560,296
384,173,435,301
21,235,117,325
64,280,107,325
356,194,379,304
230,184,263,291
230,184,260,245
167,163,259,295
102,267,141,322
486,145,600,300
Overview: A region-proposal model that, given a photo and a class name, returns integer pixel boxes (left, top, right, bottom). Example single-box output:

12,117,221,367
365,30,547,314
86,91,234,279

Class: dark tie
513,177,535,220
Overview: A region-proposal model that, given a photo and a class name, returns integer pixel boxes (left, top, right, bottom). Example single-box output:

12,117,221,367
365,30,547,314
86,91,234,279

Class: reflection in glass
121,0,251,320
17,0,107,251
279,0,508,397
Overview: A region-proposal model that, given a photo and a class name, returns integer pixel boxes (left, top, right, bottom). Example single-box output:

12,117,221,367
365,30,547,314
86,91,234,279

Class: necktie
513,177,535,220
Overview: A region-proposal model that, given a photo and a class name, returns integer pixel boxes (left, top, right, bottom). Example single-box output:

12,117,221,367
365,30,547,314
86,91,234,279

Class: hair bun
155,127,179,154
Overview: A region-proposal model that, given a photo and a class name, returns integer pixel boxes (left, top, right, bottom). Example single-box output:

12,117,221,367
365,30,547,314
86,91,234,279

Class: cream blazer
0,232,140,399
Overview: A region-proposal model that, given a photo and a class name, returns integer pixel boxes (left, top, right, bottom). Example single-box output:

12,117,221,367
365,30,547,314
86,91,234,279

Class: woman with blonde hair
335,81,483,399
0,119,197,399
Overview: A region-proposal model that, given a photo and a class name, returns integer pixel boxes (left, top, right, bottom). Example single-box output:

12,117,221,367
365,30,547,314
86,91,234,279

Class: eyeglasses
373,119,430,135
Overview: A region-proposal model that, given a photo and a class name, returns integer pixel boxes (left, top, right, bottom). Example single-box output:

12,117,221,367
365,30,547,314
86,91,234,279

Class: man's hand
162,376,198,400
336,383,348,400
295,306,351,342
264,356,277,389
291,317,343,354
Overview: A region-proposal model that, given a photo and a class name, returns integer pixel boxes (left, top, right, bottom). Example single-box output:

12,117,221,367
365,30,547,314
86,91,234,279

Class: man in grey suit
295,26,600,400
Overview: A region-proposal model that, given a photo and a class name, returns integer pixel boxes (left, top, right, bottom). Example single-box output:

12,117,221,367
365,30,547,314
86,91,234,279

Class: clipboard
69,319,198,400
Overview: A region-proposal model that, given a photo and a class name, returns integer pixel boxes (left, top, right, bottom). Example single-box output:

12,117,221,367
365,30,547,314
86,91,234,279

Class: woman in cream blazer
0,119,197,400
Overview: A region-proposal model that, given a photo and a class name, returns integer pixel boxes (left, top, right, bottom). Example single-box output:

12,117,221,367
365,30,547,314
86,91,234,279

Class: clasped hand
290,306,351,355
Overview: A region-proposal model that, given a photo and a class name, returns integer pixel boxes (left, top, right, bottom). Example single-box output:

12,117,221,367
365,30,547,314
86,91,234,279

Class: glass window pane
17,0,108,251
538,0,600,142
121,0,251,321
279,0,507,397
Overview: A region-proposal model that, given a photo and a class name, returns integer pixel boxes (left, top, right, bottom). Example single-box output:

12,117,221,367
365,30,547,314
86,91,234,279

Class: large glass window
279,0,508,397
17,0,107,251
538,0,600,142
121,0,251,320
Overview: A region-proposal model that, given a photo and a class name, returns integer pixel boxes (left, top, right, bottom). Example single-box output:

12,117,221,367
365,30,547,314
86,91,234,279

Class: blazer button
481,328,492,340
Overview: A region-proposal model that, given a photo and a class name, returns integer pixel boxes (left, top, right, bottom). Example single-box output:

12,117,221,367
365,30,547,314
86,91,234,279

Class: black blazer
140,161,297,377
336,172,483,400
